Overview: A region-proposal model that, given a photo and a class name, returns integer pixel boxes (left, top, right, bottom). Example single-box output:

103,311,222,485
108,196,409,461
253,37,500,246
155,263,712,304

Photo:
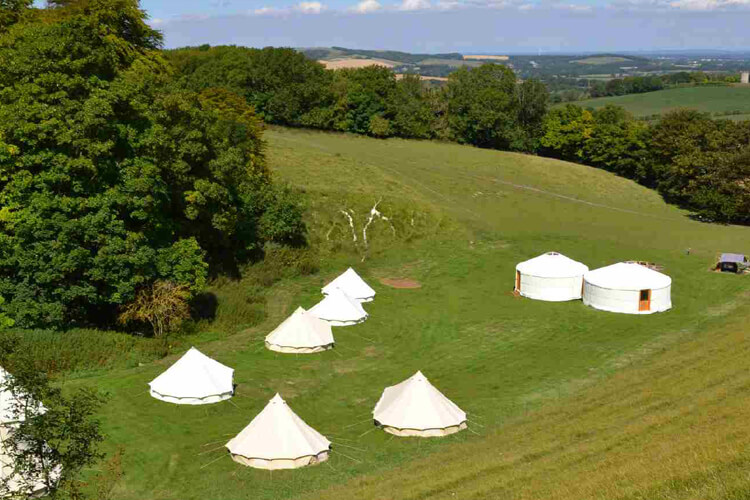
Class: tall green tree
445,64,547,151
0,1,304,328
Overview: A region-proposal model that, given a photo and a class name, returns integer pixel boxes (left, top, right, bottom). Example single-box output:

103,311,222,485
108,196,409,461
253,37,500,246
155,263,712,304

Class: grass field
570,86,750,119
62,128,750,499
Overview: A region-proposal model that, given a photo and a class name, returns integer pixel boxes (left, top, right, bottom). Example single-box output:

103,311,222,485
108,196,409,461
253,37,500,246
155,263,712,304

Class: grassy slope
570,86,750,118
68,128,750,500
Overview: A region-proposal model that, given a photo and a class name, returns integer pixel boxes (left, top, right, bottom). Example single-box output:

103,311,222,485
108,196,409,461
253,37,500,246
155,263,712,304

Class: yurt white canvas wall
265,307,335,354
148,348,234,405
226,394,331,470
322,268,376,303
309,288,368,326
373,371,467,437
515,252,589,302
583,262,672,315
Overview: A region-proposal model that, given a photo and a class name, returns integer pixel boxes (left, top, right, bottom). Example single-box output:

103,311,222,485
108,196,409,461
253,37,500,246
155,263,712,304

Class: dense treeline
170,45,750,226
167,45,549,150
0,3,304,329
588,71,738,98
542,106,750,222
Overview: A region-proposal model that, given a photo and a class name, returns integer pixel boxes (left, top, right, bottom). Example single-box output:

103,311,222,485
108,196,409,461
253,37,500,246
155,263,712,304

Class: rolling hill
570,85,750,119
64,127,750,500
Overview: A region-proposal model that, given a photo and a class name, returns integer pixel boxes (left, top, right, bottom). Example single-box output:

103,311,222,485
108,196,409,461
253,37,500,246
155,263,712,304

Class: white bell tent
322,268,376,302
0,426,60,499
148,347,234,405
373,371,467,437
583,262,672,315
226,394,331,470
309,288,368,326
0,367,48,428
265,307,335,354
515,252,589,302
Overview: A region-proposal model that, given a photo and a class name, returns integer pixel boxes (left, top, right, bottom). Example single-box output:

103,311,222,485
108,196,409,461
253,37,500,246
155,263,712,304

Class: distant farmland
569,86,750,119
320,58,397,70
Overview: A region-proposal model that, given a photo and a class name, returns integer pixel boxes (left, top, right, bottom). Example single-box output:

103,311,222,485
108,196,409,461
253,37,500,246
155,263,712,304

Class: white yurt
265,307,335,354
226,394,331,470
0,367,46,427
309,288,368,326
583,262,672,315
322,268,376,302
148,347,234,405
515,252,589,302
372,371,467,437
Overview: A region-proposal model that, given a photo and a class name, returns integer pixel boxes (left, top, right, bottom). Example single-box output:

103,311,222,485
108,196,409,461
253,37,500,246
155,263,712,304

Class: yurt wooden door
639,289,651,312
515,271,521,292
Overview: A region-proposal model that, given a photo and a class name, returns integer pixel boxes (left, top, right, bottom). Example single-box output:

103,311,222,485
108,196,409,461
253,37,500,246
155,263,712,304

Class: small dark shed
718,253,748,274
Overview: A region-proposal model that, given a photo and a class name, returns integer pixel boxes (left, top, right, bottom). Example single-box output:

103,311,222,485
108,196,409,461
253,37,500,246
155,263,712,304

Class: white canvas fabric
0,367,45,426
226,394,331,470
309,288,368,326
373,371,467,437
322,268,376,302
0,426,60,498
515,252,589,302
265,307,335,354
583,262,672,315
148,347,234,405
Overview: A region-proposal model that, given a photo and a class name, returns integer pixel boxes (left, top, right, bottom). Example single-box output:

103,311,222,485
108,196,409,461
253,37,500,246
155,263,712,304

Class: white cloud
399,0,432,10
668,0,750,8
296,1,326,13
351,0,383,12
253,6,285,15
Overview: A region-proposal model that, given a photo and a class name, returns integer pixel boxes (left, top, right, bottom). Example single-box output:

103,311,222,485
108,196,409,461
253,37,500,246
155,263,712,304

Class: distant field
569,86,750,118
463,54,509,61
418,58,482,68
572,56,632,65
320,58,397,69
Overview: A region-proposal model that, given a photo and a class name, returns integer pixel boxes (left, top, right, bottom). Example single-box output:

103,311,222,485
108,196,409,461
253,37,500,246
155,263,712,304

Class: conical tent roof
516,252,589,278
226,394,330,465
585,262,671,290
322,268,376,302
149,347,234,404
309,288,368,326
373,371,466,433
265,307,335,352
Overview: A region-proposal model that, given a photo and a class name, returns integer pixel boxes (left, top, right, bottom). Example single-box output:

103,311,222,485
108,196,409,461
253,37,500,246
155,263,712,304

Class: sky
140,0,750,53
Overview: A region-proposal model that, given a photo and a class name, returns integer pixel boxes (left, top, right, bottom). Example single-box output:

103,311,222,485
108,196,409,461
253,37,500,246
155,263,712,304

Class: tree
0,0,30,31
0,343,105,498
386,74,435,139
584,105,649,180
0,1,304,328
540,104,594,162
445,64,546,152
118,281,190,337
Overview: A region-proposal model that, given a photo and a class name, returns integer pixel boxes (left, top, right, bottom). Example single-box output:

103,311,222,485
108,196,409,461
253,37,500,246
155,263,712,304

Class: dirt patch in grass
379,278,422,289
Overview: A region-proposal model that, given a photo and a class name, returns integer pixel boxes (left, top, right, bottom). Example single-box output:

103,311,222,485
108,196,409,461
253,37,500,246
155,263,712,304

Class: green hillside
67,128,750,500
570,86,750,119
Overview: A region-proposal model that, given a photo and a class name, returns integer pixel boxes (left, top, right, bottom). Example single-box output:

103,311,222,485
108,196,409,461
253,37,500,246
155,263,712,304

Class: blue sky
139,0,750,52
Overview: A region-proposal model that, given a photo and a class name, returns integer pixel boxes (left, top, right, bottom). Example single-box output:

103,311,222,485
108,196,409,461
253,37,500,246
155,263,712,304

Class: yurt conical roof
373,371,466,437
309,288,368,326
516,252,589,278
265,307,335,353
322,268,376,302
585,262,671,290
226,394,331,470
148,347,234,405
